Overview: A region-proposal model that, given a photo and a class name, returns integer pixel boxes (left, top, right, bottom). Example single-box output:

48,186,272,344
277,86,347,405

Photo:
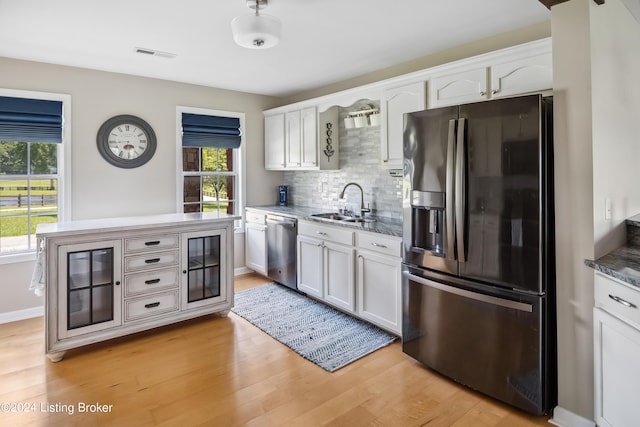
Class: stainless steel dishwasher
266,214,297,290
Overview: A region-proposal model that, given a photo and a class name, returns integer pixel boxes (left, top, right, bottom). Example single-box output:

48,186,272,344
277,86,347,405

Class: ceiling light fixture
231,0,282,49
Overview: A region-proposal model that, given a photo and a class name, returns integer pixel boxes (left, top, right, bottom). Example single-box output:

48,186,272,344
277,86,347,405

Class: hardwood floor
0,273,552,426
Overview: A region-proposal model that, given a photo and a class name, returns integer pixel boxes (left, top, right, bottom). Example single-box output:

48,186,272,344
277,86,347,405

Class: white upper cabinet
381,81,426,169
429,41,553,108
300,107,318,168
490,52,553,99
265,106,322,170
264,113,285,169
429,68,488,108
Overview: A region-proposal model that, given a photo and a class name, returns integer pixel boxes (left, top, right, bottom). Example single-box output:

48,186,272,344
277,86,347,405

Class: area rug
231,283,397,372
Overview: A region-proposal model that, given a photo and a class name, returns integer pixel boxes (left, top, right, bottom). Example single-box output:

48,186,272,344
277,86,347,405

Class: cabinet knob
115,281,121,286
183,270,187,274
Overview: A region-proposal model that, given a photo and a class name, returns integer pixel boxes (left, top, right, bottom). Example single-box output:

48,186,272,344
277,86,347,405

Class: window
0,91,70,259
177,107,244,227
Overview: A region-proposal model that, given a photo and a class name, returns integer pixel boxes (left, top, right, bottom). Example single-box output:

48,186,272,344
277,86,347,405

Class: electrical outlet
605,198,612,220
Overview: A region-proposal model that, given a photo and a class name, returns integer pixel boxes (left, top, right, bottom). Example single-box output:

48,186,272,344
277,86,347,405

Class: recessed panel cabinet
296,220,401,334
39,213,237,362
594,272,640,427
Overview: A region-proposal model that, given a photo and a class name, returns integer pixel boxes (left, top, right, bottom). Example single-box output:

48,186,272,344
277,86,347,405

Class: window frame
0,88,71,264
175,106,245,230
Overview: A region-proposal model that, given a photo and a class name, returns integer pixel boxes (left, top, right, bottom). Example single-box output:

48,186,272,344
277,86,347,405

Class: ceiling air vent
134,47,177,59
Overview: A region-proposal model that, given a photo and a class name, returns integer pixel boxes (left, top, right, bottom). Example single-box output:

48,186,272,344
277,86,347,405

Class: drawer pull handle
316,231,328,236
371,243,388,249
609,294,637,309
145,258,161,264
145,241,161,246
145,302,161,309
145,278,161,285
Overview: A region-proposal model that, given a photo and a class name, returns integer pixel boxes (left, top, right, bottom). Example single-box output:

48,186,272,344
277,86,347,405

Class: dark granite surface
246,205,403,238
585,215,640,289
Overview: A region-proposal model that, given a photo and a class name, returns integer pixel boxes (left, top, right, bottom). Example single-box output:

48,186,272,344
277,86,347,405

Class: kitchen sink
310,212,376,224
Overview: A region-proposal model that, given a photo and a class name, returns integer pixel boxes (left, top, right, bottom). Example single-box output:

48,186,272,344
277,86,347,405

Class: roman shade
0,96,63,144
181,113,241,149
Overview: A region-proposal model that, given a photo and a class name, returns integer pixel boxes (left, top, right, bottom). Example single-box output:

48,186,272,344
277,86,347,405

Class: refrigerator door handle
455,117,467,262
445,119,457,261
404,271,533,312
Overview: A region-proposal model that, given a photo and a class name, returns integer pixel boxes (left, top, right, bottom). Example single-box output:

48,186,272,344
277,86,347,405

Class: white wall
551,0,640,421
0,57,284,317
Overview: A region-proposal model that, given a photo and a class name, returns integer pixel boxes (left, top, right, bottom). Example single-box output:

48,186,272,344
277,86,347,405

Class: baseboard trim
0,306,43,324
549,406,595,427
234,266,254,276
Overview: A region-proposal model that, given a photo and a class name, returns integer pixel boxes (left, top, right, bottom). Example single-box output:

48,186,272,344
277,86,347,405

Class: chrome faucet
339,182,371,218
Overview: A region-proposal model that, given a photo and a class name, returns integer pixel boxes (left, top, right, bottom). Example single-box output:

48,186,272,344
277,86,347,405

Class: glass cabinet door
182,229,226,309
58,240,122,338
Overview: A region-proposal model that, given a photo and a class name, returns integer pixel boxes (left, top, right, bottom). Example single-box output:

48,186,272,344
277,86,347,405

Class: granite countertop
586,246,640,288
585,214,640,289
246,205,403,238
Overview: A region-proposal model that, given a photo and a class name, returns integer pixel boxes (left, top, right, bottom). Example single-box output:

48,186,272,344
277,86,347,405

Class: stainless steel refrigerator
401,94,556,415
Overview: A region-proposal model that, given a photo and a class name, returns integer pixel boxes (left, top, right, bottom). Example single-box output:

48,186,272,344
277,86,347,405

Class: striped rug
231,282,397,372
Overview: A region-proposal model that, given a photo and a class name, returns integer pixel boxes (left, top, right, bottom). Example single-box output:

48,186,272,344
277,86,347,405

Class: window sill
0,251,37,265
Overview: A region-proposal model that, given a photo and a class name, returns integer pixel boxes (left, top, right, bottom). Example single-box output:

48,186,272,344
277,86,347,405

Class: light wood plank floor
0,273,552,426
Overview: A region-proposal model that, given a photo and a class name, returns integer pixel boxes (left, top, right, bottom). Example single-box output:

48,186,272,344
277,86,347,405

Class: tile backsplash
283,100,402,220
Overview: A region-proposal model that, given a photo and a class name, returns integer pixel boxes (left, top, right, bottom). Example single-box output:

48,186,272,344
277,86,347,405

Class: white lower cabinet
297,222,355,313
245,210,267,276
594,272,640,427
39,213,236,362
356,231,402,335
297,234,324,299
297,220,401,334
324,240,356,313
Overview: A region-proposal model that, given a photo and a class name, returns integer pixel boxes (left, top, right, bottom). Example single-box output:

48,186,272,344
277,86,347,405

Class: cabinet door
297,234,323,299
58,240,122,338
429,67,488,108
285,111,301,168
324,241,355,313
381,82,426,169
300,106,318,168
357,250,401,334
490,52,552,99
265,113,285,169
594,307,640,427
181,229,227,310
245,222,267,275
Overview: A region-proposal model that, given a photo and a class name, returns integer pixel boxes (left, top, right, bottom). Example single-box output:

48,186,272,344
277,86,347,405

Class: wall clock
96,114,157,168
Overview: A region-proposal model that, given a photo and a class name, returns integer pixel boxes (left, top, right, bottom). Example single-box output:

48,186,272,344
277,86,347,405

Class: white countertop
36,212,239,237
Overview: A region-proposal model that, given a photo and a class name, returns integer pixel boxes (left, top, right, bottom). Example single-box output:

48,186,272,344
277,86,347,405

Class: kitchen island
585,213,640,427
36,212,238,361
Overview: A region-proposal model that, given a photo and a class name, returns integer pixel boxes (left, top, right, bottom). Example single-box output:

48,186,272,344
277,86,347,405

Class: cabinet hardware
115,281,121,286
371,243,387,248
316,231,328,236
145,241,161,246
480,91,487,96
145,278,161,285
145,258,161,264
183,270,187,274
492,89,499,95
609,294,637,308
144,302,161,309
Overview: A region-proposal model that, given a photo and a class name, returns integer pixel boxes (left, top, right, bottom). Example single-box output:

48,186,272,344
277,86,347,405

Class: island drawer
595,272,640,329
124,234,179,254
124,250,179,272
124,267,180,297
124,290,179,322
